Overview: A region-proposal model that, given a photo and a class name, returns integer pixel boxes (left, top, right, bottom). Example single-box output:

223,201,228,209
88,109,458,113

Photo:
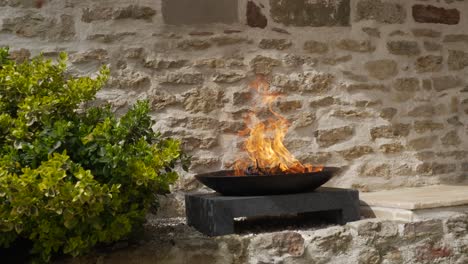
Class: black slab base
185,187,360,236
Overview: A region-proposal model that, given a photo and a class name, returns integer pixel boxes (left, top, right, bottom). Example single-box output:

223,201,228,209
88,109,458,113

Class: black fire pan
195,167,339,196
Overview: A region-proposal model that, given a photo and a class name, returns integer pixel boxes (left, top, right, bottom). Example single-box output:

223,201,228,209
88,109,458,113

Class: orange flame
234,76,323,176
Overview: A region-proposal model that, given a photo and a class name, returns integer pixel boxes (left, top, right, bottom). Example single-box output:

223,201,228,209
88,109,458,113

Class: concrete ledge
360,185,468,221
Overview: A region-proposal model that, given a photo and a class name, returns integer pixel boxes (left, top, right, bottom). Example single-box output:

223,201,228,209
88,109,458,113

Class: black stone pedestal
185,187,360,236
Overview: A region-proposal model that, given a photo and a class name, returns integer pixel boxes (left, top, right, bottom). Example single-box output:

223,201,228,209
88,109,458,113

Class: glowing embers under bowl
195,167,339,196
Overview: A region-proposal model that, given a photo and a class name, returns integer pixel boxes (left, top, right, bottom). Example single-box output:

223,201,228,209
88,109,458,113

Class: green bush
0,48,189,261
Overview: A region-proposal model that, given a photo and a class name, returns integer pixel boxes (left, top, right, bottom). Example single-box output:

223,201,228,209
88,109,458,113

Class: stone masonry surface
0,0,468,217
59,214,468,264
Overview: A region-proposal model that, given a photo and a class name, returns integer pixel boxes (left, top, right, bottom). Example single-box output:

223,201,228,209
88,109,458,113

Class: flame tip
235,76,323,176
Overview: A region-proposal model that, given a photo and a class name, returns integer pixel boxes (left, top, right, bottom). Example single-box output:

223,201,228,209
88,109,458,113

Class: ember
234,76,323,176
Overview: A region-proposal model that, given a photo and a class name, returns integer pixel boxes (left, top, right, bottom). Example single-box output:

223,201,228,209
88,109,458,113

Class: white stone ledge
360,185,468,222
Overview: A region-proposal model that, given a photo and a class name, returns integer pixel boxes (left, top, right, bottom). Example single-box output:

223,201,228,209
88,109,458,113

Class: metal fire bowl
195,167,339,196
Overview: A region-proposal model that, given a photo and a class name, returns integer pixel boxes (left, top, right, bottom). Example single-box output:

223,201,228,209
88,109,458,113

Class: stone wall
1,0,468,216
62,214,468,264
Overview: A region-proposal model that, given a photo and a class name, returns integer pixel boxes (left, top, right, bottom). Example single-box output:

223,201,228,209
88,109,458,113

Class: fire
234,76,323,176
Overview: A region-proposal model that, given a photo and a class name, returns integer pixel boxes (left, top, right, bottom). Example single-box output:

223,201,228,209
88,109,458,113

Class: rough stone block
270,0,350,27
336,39,375,53
347,84,387,92
82,5,156,22
162,0,238,25
212,71,245,83
250,55,281,75
338,146,374,160
415,55,443,73
356,0,406,24
315,126,354,148
359,163,390,178
379,143,404,154
423,41,442,52
362,27,380,38
394,78,420,92
441,131,461,146
432,76,462,91
2,13,75,40
182,87,224,114
387,41,421,56
370,124,410,140
247,1,267,28
9,48,30,63
303,40,329,54
259,39,292,50
409,136,436,150
414,120,444,133
365,60,398,80
412,28,441,38
412,4,460,25
448,50,468,71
